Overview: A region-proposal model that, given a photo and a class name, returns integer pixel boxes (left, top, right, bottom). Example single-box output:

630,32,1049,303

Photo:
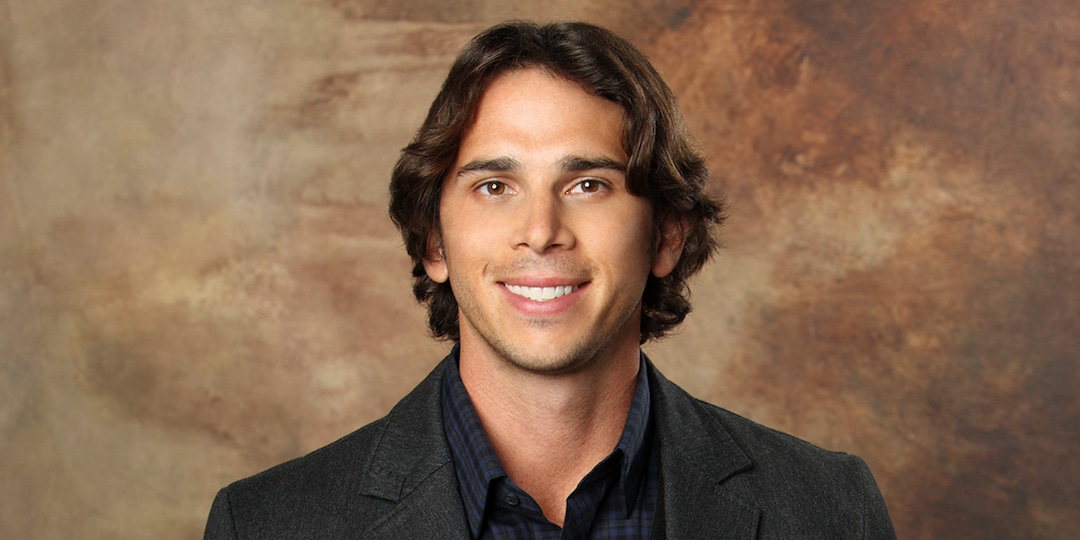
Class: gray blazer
204,357,895,538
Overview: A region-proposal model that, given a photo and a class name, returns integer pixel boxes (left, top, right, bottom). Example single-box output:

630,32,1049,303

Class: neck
457,340,641,526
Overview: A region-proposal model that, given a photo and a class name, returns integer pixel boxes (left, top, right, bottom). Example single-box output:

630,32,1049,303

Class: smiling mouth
504,284,578,302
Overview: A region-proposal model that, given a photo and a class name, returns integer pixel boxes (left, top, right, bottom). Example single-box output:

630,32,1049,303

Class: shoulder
696,393,856,465
228,417,390,503
696,395,878,490
648,362,854,472
649,362,871,477
205,414,399,538
204,361,450,538
708,400,895,537
648,363,895,538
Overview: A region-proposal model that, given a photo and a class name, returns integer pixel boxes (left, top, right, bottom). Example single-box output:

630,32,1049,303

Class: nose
514,191,575,254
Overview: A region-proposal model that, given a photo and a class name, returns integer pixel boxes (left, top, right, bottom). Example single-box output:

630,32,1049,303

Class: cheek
437,222,493,280
614,206,657,256
589,212,655,272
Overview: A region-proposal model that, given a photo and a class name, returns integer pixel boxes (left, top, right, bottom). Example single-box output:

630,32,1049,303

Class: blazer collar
647,360,762,538
357,359,472,539
355,354,761,539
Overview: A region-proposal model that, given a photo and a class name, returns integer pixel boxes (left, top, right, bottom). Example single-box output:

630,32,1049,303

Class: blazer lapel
356,359,472,539
648,361,762,539
361,461,469,539
351,355,762,538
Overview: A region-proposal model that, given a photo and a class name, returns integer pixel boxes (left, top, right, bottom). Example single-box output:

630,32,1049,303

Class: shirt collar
441,346,653,535
441,346,505,537
614,351,653,517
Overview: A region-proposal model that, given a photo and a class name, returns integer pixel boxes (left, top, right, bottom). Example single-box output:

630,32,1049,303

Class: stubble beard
484,323,597,375
458,297,642,377
449,252,648,376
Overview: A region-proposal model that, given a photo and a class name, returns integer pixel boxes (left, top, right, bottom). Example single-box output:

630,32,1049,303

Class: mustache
487,256,593,280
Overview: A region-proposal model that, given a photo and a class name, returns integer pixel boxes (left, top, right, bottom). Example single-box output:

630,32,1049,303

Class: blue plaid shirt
441,347,659,539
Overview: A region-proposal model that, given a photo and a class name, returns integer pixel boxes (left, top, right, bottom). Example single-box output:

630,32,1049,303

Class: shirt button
504,493,520,506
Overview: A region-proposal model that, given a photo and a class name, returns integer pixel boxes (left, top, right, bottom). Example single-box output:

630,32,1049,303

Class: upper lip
499,277,587,288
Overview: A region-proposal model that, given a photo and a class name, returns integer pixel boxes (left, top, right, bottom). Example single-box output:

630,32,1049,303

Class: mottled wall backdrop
1,0,1077,538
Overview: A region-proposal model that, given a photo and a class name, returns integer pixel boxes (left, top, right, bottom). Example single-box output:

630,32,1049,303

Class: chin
491,337,605,376
509,355,590,375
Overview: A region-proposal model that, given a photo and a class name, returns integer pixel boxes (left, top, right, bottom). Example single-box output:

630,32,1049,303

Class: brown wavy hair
388,20,725,343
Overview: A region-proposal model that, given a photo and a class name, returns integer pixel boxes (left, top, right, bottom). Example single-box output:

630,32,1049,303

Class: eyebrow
455,155,626,177
558,155,627,173
456,157,521,176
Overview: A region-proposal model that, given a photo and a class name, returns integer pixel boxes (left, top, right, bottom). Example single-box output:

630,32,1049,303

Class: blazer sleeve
846,455,896,539
203,488,239,540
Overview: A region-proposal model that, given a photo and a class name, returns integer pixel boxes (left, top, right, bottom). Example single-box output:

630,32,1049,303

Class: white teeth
505,284,576,302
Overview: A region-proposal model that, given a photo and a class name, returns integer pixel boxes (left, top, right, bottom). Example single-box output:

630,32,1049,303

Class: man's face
424,68,682,374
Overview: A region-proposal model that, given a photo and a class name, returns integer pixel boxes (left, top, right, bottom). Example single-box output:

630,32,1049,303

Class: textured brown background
2,0,1077,538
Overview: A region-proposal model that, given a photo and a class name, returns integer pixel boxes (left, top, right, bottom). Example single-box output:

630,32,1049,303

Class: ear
421,232,449,283
651,215,687,278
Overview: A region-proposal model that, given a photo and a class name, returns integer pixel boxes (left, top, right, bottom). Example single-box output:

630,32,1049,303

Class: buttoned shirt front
441,348,659,539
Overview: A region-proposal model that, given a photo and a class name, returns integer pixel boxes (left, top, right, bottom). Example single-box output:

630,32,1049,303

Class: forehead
458,68,628,162
478,68,623,118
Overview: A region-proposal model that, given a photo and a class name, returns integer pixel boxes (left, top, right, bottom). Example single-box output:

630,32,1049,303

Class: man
204,21,895,539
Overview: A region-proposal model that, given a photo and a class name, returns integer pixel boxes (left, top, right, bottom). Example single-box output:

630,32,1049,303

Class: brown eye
570,179,604,194
480,181,506,195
